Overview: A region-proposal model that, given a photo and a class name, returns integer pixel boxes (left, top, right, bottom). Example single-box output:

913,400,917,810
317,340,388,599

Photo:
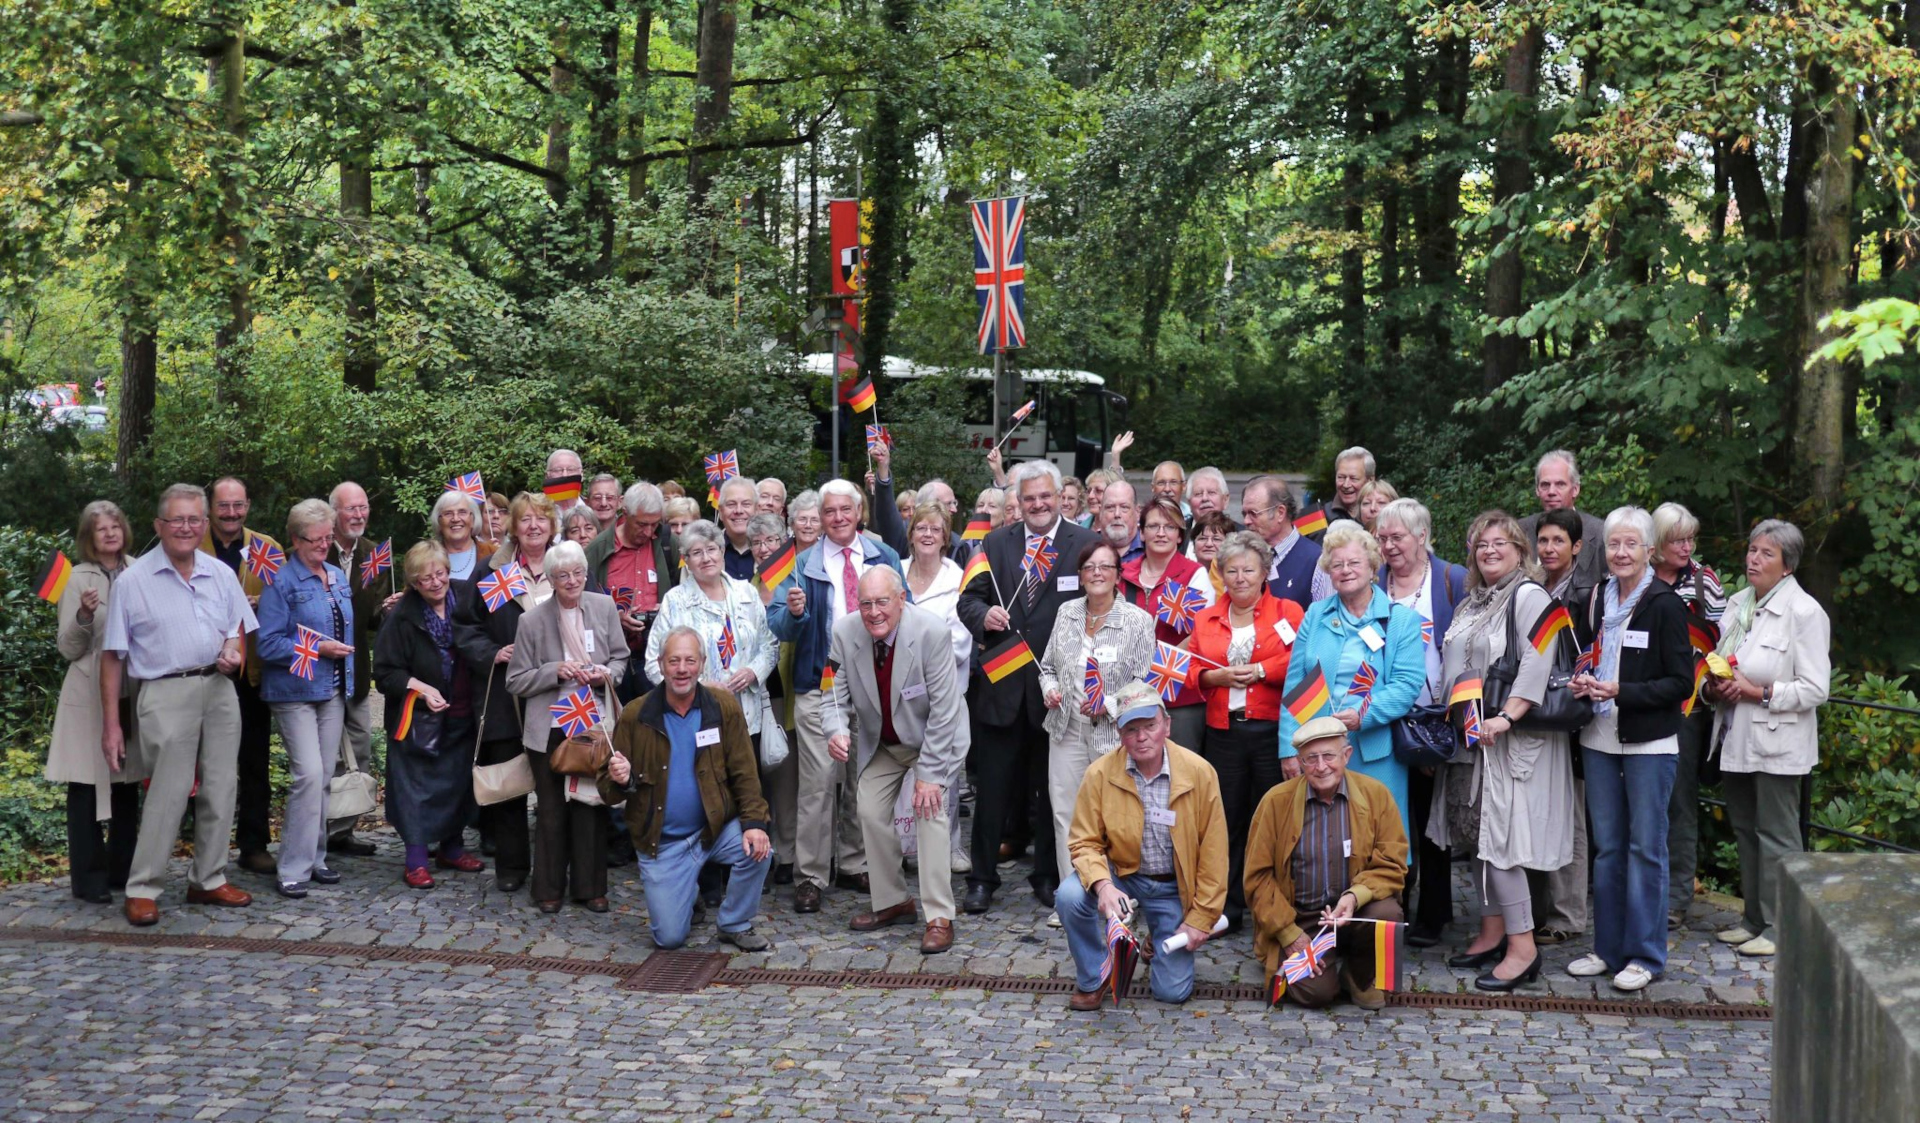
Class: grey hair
747,512,787,541
327,481,364,512
1750,519,1804,572
858,565,906,595
587,472,621,495
718,475,758,503
1242,475,1297,521
1084,468,1120,489
429,491,482,539
1536,449,1580,487
757,477,787,504
1373,498,1432,546
664,496,700,521
622,481,665,517
1652,502,1699,551
158,482,207,517
660,625,707,664
678,518,726,554
1187,466,1227,501
818,478,863,507
1601,506,1656,552
1217,529,1274,573
1335,446,1377,479
561,505,599,532
1318,519,1384,572
285,498,335,544
789,488,821,517
1153,460,1186,480
545,448,582,474
544,539,589,577
975,487,1005,510
1008,457,1063,495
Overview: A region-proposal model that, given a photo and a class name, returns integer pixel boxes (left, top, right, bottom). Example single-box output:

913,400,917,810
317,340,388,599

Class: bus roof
798,353,1106,387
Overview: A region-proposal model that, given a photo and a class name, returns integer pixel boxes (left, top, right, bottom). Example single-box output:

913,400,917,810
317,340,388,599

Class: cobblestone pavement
2,939,1771,1122
0,824,1772,1007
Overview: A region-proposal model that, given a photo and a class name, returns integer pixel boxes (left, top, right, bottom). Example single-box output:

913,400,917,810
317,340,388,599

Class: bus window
1045,389,1075,453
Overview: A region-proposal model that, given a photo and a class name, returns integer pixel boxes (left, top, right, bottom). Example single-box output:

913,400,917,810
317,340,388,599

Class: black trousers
1407,765,1454,931
968,711,1054,891
231,674,275,856
478,736,531,882
531,738,608,903
67,782,141,899
1203,716,1284,919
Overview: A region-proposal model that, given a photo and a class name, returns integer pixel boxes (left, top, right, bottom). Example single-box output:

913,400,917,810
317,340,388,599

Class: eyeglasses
1474,539,1515,553
1080,562,1118,574
1326,560,1368,574
857,596,897,611
160,516,207,529
296,532,331,547
1144,524,1181,536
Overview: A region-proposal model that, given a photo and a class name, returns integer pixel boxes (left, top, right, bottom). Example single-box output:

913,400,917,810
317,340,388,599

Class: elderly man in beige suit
825,568,971,954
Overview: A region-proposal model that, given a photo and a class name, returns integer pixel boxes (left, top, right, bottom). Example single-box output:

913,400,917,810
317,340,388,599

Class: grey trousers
1722,770,1802,937
273,697,344,884
858,743,956,921
1479,859,1534,934
126,675,241,900
792,691,866,889
327,692,372,839
1666,713,1711,912
1529,777,1588,932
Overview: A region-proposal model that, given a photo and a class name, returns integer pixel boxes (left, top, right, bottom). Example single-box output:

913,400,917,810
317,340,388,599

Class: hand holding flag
290,625,323,681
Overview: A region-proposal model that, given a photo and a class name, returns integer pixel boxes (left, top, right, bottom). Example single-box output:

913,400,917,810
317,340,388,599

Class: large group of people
43,438,1834,1012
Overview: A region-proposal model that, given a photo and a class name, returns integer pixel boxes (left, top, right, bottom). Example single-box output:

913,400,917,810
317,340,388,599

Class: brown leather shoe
920,919,954,954
237,850,277,876
793,881,822,914
124,897,159,927
1344,966,1386,1011
185,883,252,908
850,898,919,931
1067,988,1104,1012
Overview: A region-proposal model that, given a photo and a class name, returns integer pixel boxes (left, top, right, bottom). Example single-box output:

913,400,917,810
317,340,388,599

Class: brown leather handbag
549,683,617,777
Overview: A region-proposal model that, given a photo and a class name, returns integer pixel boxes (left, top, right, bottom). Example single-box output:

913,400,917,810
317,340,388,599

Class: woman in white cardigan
1705,520,1830,958
643,520,778,741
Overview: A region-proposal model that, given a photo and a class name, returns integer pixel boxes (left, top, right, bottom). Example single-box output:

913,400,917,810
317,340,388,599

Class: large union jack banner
971,195,1027,354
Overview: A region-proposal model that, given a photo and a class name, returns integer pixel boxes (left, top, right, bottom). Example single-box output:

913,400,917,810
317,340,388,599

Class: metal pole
992,348,1004,441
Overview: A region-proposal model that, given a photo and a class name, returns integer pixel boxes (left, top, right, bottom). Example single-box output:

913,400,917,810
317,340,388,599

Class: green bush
0,525,73,880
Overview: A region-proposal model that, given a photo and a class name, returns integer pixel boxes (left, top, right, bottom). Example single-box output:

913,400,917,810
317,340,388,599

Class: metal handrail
1699,794,1919,855
1827,694,1920,718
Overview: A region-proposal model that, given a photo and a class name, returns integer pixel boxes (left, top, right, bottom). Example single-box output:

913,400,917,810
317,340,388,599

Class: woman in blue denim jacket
255,498,357,898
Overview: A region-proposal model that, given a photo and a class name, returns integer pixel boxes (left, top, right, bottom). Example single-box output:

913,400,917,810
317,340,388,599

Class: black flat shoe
1474,955,1543,992
773,863,794,886
1407,925,1444,949
962,884,993,915
329,835,377,857
1029,879,1058,908
496,873,526,893
1447,939,1508,970
275,881,309,900
309,866,341,885
74,888,112,904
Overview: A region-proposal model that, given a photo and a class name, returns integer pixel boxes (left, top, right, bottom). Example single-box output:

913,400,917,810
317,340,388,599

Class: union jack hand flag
865,424,890,455
1145,642,1192,702
1420,619,1434,646
717,615,738,670
971,196,1028,354
446,471,485,503
1008,398,1035,426
550,686,600,738
1084,656,1105,712
290,625,323,682
610,586,638,613
704,450,740,484
1348,662,1377,717
477,561,528,613
1155,582,1207,634
1462,700,1484,747
1022,536,1056,582
1574,640,1600,676
246,535,284,585
359,539,393,589
1281,927,1339,984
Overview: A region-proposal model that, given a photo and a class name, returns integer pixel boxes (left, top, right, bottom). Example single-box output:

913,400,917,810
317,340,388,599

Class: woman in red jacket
1120,497,1216,752
1183,530,1305,931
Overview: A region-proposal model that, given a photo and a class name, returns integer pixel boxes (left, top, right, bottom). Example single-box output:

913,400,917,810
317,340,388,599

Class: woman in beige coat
46,500,148,903
1705,520,1830,958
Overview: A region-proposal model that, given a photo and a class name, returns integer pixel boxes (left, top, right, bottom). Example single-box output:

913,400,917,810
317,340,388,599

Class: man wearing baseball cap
1244,714,1408,1010
1057,681,1229,1011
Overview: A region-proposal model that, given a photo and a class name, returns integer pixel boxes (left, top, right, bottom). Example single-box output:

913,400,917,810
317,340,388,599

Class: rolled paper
1705,652,1734,679
1159,914,1231,954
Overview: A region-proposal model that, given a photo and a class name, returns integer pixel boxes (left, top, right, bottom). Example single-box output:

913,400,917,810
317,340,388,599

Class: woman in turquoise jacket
1276,520,1427,838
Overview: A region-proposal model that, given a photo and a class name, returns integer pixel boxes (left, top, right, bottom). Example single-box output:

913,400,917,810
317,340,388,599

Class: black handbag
1483,582,1592,734
1391,701,1458,768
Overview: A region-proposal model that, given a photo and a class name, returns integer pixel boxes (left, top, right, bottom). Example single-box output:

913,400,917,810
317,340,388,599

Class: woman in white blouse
904,501,974,874
644,520,778,745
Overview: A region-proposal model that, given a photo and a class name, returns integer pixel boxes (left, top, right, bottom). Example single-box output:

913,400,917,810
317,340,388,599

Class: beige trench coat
45,562,147,818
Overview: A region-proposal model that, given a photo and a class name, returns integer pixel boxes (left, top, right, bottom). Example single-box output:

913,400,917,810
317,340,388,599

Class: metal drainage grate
622,950,730,993
0,928,1769,1020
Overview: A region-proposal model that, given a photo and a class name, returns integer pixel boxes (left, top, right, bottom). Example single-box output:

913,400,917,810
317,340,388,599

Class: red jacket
1184,592,1304,729
1121,552,1208,709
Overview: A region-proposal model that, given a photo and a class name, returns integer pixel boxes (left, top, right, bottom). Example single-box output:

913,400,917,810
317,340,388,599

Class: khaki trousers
1046,719,1103,883
126,674,241,899
793,691,866,890
858,743,955,921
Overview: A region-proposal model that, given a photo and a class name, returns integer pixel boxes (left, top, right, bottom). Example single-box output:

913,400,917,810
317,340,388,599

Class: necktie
873,638,891,670
842,547,859,615
1026,534,1049,608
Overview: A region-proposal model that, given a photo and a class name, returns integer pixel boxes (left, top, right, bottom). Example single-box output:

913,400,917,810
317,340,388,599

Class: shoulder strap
474,661,496,757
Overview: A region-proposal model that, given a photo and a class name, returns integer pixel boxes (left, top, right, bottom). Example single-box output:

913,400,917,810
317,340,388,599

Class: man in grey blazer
825,568,970,954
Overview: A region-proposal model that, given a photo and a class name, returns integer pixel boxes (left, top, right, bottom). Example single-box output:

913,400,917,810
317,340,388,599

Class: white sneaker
1736,935,1776,956
1567,953,1609,977
1716,925,1757,945
1612,964,1656,991
1046,912,1063,929
951,850,972,874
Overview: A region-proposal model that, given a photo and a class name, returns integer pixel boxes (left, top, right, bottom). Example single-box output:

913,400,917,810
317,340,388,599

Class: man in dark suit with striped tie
956,458,1100,913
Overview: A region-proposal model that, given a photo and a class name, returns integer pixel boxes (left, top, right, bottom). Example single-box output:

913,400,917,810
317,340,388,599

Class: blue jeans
1583,748,1677,975
635,819,769,949
1056,870,1196,1003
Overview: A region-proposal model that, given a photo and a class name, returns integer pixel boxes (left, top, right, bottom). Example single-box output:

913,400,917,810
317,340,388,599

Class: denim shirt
255,559,355,703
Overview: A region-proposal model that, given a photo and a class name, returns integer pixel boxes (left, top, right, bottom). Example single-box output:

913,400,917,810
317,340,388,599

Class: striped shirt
1672,560,1727,625
101,546,257,680
1126,750,1175,876
1290,780,1351,913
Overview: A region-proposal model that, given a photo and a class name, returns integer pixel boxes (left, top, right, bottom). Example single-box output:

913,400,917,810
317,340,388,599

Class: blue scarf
1596,570,1649,715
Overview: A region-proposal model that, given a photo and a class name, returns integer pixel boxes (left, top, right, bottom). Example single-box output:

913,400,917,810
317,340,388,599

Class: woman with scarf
1564,507,1693,992
1429,511,1578,993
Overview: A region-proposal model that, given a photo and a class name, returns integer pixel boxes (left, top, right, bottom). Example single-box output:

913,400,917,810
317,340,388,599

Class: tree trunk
212,20,249,414
627,4,652,206
1374,103,1401,355
546,27,573,207
1340,82,1367,371
1414,34,1468,354
340,9,376,392
1791,65,1855,599
858,0,917,386
1721,138,1777,242
1483,25,1544,391
688,0,737,206
117,305,156,481
584,4,620,278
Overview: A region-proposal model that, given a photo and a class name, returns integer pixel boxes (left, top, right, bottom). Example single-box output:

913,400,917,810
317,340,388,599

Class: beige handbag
326,728,379,821
471,663,535,806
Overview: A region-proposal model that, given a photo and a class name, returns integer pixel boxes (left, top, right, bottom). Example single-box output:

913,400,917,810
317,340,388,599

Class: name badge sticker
900,682,927,700
1094,645,1118,664
1057,575,1080,591
1146,807,1177,828
1359,625,1384,652
1275,619,1298,646
583,629,595,655
647,569,657,583
1622,629,1650,649
694,728,721,747
1343,839,1353,858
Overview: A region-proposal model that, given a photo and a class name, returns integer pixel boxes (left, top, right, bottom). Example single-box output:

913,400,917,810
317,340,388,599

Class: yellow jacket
1245,770,1408,973
201,527,280,686
1068,741,1229,934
